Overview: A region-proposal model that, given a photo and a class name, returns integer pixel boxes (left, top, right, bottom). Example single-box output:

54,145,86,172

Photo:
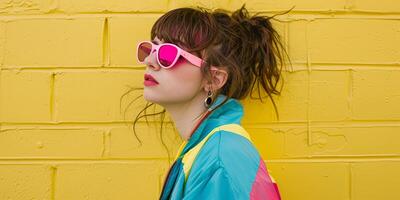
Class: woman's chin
143,91,162,104
143,92,154,102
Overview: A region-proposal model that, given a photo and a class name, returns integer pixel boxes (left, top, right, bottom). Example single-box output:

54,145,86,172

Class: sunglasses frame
136,40,218,70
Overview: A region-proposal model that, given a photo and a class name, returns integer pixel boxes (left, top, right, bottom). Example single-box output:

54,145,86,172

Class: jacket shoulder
218,129,261,166
218,130,263,195
183,130,261,199
194,129,261,173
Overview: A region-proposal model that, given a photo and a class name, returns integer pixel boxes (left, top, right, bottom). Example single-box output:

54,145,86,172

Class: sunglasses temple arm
180,52,203,67
180,51,218,70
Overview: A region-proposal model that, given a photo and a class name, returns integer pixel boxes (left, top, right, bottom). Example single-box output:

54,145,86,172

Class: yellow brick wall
0,0,399,199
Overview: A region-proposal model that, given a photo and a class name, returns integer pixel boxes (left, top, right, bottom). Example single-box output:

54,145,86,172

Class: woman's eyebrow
151,40,159,44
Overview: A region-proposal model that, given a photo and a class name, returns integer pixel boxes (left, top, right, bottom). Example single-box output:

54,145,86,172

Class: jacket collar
179,94,244,156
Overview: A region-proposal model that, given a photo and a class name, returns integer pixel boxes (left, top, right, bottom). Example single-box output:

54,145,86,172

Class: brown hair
120,4,294,164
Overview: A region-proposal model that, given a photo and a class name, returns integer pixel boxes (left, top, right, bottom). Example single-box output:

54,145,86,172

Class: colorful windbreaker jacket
159,94,281,200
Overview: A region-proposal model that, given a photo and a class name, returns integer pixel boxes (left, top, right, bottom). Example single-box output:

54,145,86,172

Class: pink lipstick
144,73,159,86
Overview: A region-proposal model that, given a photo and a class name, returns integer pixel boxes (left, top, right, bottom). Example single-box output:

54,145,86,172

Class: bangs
150,7,216,57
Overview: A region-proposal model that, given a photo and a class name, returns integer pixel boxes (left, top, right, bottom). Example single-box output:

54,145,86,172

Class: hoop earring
204,90,213,108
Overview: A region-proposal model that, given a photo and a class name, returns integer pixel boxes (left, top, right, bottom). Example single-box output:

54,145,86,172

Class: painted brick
0,0,53,14
0,70,51,122
352,161,400,200
0,1,398,199
309,70,350,121
308,19,400,64
109,15,161,67
353,0,400,12
352,69,400,120
57,0,168,13
170,0,347,11
285,126,400,157
243,125,286,159
3,18,103,67
55,162,164,199
288,20,308,64
241,70,308,123
267,162,349,200
169,0,231,10
55,70,169,122
0,21,4,67
0,128,104,158
109,122,182,159
0,165,51,199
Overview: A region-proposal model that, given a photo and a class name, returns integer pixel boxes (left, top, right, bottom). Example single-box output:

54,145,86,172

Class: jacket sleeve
183,167,237,200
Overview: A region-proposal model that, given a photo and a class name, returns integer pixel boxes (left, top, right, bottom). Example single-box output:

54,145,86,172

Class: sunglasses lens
137,42,152,62
158,44,178,68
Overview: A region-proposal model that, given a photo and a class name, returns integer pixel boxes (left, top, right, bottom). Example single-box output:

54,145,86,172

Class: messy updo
121,4,294,163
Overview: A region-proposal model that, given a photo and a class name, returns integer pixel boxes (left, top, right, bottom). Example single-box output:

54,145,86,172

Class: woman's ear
204,67,228,92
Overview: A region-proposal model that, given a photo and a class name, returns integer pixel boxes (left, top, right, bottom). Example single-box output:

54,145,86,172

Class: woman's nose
144,50,161,71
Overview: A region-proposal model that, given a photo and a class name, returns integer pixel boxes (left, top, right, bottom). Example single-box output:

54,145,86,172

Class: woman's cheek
178,70,201,87
167,59,203,89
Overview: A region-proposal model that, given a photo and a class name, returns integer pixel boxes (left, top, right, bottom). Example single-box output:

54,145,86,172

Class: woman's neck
163,94,209,141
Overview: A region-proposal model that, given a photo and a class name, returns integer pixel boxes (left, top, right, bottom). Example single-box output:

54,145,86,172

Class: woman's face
142,37,206,107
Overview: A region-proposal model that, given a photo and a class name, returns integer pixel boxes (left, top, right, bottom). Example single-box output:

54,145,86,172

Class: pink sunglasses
136,40,218,70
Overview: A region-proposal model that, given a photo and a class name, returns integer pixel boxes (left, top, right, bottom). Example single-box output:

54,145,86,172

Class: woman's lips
144,73,159,86
144,80,159,86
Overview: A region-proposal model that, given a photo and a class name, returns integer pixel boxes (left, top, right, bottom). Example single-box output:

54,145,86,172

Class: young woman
134,4,292,200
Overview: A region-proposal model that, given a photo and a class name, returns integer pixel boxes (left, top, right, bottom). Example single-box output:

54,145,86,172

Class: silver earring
204,90,213,108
